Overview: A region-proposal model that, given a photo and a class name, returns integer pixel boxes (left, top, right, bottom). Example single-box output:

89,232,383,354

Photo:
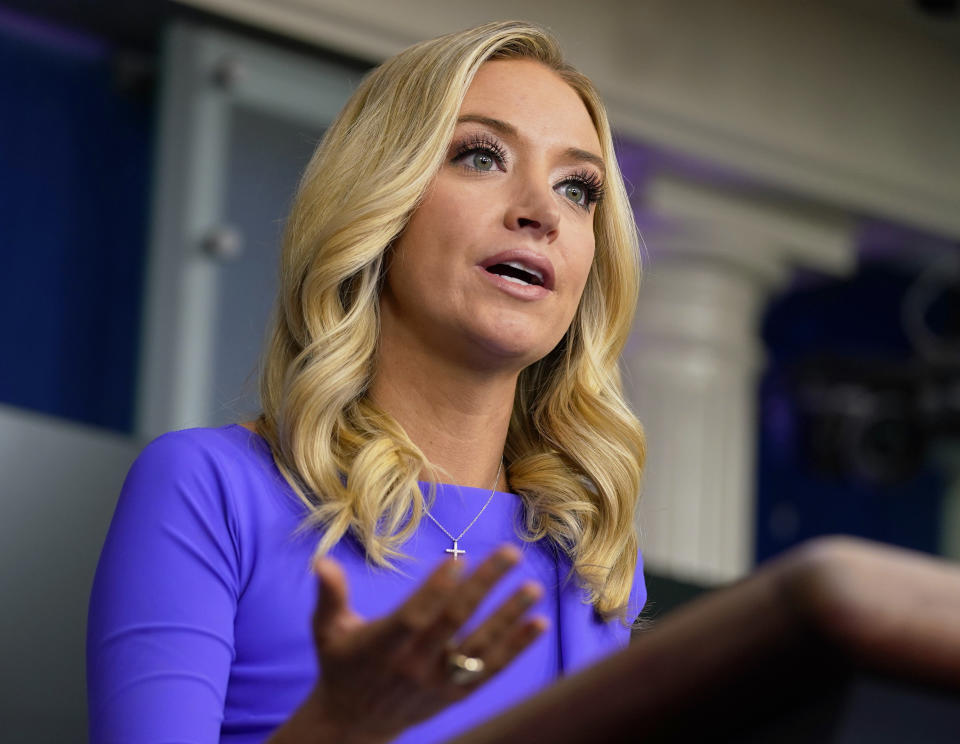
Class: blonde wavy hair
257,20,645,620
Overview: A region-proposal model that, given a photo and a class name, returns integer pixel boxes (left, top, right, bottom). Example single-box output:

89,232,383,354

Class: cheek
393,188,475,269
554,241,595,336
570,236,597,297
385,205,448,291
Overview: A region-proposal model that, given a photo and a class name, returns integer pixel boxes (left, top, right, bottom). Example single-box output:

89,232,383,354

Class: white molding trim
608,86,960,242
175,0,420,60
644,175,858,277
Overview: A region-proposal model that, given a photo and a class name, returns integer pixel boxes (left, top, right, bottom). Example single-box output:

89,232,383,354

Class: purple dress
87,425,646,743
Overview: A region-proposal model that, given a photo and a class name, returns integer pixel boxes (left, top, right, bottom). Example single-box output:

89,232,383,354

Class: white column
627,176,855,584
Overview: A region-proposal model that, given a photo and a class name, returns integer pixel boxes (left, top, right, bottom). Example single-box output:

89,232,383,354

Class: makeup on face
380,59,603,368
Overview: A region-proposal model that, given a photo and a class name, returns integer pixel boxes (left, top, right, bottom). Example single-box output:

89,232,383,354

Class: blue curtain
0,15,153,432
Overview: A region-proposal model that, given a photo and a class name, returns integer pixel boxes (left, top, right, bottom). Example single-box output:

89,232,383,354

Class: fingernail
495,549,519,570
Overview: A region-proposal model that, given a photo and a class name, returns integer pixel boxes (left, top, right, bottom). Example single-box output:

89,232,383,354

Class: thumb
312,556,351,638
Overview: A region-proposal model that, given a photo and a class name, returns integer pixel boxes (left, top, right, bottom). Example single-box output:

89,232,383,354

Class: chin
467,330,560,370
457,307,569,370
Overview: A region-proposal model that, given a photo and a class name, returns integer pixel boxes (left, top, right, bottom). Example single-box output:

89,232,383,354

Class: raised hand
271,545,546,744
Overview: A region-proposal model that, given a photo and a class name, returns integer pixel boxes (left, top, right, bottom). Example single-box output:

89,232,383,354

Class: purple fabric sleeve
87,426,645,743
87,431,242,742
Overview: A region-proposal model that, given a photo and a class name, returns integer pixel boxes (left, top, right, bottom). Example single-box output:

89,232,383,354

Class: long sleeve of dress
87,432,241,743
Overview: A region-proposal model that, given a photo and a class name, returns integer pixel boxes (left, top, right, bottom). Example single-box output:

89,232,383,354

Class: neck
369,335,517,491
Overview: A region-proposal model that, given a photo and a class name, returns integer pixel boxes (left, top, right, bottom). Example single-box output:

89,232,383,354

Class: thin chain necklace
424,459,503,560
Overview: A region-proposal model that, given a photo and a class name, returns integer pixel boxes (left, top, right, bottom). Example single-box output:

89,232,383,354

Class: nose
503,174,560,240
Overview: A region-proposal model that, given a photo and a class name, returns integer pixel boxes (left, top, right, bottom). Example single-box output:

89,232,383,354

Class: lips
479,250,556,291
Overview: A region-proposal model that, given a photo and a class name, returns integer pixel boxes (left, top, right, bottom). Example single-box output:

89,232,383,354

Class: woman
87,20,646,744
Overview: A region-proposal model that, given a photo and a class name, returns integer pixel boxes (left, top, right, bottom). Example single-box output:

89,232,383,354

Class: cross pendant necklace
424,459,503,560
445,539,466,560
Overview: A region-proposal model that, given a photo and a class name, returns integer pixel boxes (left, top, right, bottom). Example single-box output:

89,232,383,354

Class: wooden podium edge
446,536,960,743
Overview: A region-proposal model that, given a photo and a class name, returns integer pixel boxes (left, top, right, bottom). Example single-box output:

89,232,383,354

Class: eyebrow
456,114,606,176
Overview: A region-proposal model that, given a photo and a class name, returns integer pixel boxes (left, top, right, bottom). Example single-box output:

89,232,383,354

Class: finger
473,615,549,680
312,557,351,642
383,557,466,644
404,545,521,662
458,580,543,657
429,546,523,647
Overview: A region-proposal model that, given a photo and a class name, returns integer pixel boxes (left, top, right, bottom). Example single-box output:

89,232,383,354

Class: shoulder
135,424,267,470
119,424,280,526
128,424,278,491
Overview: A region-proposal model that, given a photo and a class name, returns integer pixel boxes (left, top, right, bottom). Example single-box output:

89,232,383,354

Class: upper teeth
502,261,544,284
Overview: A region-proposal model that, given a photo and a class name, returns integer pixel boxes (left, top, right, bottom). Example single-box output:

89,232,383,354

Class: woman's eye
468,151,496,171
557,173,604,209
459,149,500,172
561,182,586,205
452,136,506,172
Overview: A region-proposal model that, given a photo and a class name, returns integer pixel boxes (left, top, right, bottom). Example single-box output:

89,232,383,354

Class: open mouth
484,261,545,287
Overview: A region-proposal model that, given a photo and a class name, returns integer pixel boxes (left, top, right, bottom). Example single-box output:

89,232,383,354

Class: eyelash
450,134,605,210
452,135,509,169
560,169,606,209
